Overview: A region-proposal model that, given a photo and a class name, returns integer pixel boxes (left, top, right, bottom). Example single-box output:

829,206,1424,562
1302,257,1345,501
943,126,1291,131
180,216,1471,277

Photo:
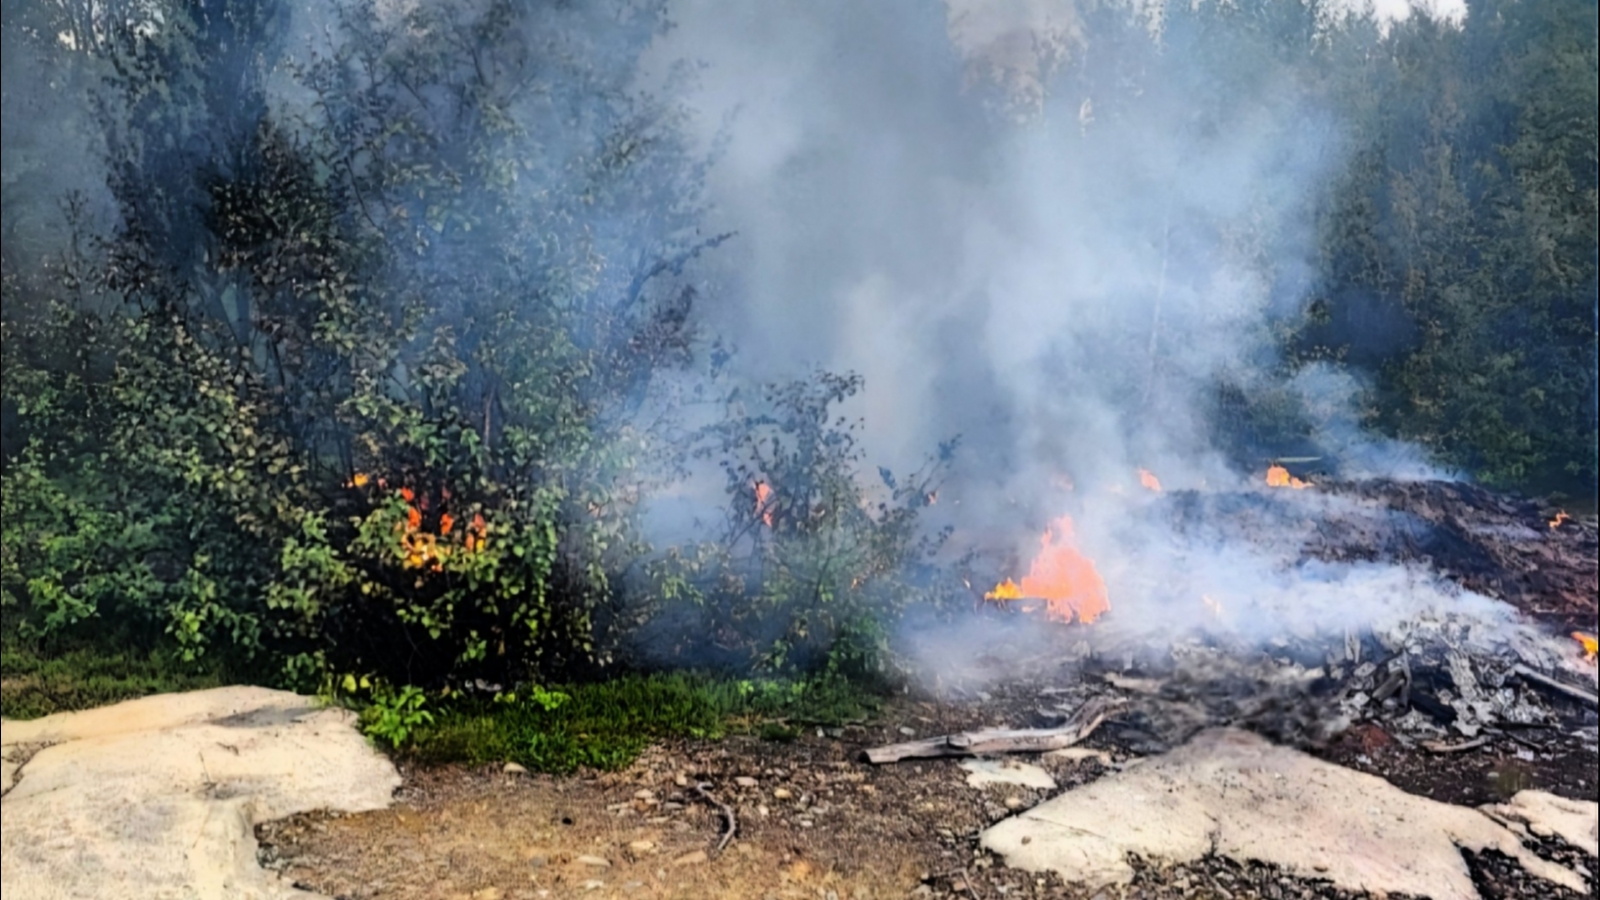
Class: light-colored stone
0,686,400,900
960,759,1057,790
980,728,1587,900
773,787,793,800
628,840,656,854
1043,746,1112,766
502,761,528,775
1483,791,1600,856
576,854,612,868
734,776,758,787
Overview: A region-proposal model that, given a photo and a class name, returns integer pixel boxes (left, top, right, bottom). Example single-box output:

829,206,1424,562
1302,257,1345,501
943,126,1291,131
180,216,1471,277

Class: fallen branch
865,697,1123,764
1422,736,1489,754
1510,664,1599,708
693,782,737,854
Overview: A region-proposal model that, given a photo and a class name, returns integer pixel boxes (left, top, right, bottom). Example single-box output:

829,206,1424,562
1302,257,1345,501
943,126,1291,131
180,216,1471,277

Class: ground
257,686,1599,900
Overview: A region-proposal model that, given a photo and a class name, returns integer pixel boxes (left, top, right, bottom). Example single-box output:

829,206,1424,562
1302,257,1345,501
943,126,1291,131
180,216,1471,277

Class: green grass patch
0,639,230,720
394,672,882,774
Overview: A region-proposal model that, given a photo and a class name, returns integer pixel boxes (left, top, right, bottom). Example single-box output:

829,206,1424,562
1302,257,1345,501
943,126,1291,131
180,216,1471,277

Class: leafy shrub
1,0,717,691
643,372,961,676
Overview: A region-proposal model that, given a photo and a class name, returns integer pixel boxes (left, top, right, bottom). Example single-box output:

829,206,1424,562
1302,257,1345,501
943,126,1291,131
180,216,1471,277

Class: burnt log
864,697,1121,764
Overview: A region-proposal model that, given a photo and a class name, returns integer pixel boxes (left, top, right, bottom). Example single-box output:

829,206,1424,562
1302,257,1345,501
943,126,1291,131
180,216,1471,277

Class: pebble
735,776,758,787
628,840,656,854
898,726,917,736
575,854,611,868
773,788,793,800
1004,796,1024,810
633,788,655,801
580,880,605,891
502,762,528,775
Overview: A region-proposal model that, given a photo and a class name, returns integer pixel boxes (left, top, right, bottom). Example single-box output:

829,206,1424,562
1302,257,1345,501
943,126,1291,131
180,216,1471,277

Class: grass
0,633,888,776
396,671,884,774
0,637,230,720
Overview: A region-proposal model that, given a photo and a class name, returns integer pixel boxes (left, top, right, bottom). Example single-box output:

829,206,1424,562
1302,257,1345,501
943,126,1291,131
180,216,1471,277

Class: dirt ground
257,688,1599,900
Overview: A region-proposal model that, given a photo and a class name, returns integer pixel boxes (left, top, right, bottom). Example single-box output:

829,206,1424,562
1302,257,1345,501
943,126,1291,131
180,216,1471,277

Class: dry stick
1511,664,1600,708
1422,736,1490,754
693,782,737,854
864,697,1123,764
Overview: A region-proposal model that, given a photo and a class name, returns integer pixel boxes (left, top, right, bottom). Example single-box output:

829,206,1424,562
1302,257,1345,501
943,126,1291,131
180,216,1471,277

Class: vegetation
1,0,1594,770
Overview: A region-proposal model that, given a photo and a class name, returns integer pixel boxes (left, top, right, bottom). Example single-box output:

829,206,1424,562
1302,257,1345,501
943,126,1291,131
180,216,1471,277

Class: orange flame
986,578,1024,601
1266,465,1310,489
985,516,1109,624
754,481,775,528
1575,632,1598,663
1138,469,1163,492
1549,511,1570,530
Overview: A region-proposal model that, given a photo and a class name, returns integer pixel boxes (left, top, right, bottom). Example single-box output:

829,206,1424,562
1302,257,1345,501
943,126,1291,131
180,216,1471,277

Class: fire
1266,465,1310,489
1575,632,1598,663
986,578,1024,600
985,516,1109,624
753,481,776,527
1138,468,1163,492
1549,511,1570,529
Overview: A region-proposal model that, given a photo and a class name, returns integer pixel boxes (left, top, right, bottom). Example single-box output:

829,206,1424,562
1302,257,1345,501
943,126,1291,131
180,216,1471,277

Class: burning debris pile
922,476,1598,766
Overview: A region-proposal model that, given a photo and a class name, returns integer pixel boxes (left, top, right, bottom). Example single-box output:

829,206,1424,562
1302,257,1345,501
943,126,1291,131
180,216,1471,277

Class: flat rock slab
0,686,400,900
960,758,1057,790
980,727,1592,900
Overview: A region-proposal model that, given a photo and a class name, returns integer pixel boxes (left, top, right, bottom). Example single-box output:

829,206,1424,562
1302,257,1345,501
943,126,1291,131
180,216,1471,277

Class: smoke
639,0,1554,665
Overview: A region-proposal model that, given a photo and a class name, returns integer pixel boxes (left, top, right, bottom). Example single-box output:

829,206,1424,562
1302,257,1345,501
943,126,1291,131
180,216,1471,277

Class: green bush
643,372,962,676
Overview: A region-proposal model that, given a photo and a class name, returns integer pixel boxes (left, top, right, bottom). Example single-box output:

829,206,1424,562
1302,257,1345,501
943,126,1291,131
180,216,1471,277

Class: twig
693,782,737,854
932,866,983,900
1422,736,1489,754
864,697,1123,764
1511,664,1599,708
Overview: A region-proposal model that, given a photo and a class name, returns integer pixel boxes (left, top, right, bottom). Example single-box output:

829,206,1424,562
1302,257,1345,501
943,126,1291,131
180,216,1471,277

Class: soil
257,690,1599,900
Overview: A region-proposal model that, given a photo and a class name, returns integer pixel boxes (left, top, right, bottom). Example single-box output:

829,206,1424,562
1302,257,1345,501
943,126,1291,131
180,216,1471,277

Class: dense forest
2,0,1595,707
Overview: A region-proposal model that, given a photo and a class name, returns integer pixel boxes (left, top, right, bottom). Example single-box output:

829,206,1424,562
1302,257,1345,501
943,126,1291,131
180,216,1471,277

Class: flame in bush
1138,469,1162,492
984,516,1109,624
754,480,776,528
1575,632,1598,663
1266,465,1310,489
1549,511,1570,530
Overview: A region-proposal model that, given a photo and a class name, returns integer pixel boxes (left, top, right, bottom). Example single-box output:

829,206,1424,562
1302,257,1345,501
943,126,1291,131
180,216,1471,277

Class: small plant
358,682,435,749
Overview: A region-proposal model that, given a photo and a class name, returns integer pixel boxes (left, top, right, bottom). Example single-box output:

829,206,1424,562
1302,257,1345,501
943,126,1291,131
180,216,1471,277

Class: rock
773,787,793,800
470,889,502,900
580,880,605,891
503,761,529,775
960,759,1057,790
898,726,917,736
576,854,612,868
1004,796,1025,810
672,849,708,866
526,854,548,869
628,840,656,854
0,687,399,900
981,728,1588,900
1482,791,1600,856
735,775,758,787
633,788,655,800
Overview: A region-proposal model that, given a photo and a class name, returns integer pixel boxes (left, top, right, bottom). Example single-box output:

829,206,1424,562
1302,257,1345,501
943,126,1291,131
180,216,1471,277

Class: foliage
1,0,719,690
641,372,959,675
397,671,878,773
0,637,227,720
